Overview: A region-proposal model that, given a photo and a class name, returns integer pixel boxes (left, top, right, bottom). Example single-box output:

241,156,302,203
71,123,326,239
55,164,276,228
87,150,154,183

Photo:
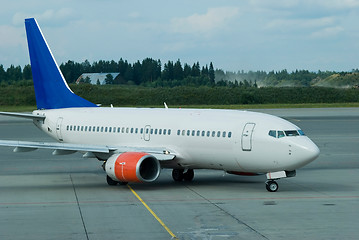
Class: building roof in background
76,73,120,85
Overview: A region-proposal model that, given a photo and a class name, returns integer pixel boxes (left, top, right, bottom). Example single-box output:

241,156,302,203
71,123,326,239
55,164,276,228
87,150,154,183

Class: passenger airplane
0,18,320,192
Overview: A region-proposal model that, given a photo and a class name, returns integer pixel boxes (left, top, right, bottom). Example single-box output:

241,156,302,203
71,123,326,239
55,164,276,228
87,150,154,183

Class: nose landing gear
265,180,278,192
265,170,296,192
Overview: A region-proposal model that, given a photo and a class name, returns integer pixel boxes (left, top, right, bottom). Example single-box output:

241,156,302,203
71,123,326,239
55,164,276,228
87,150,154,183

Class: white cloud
267,17,335,29
12,8,75,26
171,7,239,35
315,0,359,9
310,26,344,38
0,25,24,47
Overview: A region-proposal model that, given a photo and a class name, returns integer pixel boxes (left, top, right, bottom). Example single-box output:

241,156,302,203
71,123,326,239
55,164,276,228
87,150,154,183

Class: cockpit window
298,130,305,136
285,130,299,136
278,131,285,138
268,130,276,138
269,129,304,138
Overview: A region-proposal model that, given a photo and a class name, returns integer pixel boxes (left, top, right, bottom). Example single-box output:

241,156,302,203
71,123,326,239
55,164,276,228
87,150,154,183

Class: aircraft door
242,123,255,151
56,117,64,141
144,125,151,141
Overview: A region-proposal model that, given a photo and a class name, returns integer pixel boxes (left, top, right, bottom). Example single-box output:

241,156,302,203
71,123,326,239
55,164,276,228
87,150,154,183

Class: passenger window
92,126,95,132
212,131,215,137
196,130,200,136
70,126,72,131
191,130,195,136
66,125,69,131
187,130,190,136
117,127,121,133
85,126,88,131
177,130,180,135
202,131,205,137
168,129,171,135
182,130,185,136
222,131,226,137
150,129,153,134
105,127,108,132
122,127,125,133
140,128,143,134
126,128,129,133
130,128,133,133
228,132,232,138
146,128,149,134
278,131,285,138
97,126,100,132
217,131,221,137
159,129,162,135
163,129,167,135
135,128,138,134
77,126,80,131
154,129,158,135
207,131,210,137
268,130,276,138
101,127,104,132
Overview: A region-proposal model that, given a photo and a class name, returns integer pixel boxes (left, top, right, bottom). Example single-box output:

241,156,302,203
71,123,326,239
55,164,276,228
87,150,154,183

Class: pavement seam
185,184,270,240
70,174,90,240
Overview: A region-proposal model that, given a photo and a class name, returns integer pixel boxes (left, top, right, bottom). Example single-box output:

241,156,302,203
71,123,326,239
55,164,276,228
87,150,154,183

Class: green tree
173,59,183,80
209,62,215,84
105,74,114,84
191,62,200,77
162,61,174,80
0,64,6,82
23,64,32,80
6,65,22,81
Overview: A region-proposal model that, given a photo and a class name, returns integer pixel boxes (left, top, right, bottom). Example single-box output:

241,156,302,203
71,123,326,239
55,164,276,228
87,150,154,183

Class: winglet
25,18,97,109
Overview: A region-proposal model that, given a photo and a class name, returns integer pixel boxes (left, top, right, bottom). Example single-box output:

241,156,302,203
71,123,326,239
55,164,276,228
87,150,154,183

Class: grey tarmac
0,108,358,240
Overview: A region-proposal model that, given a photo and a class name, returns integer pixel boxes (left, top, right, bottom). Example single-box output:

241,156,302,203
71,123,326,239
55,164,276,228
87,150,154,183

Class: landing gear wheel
183,169,194,181
266,180,278,192
106,175,118,186
172,169,184,181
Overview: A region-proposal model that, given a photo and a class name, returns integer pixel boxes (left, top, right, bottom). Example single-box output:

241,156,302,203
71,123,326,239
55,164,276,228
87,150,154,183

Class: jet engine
105,152,161,183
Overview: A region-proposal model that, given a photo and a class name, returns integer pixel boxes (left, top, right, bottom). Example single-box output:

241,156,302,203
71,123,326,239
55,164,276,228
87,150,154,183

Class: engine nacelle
105,152,161,183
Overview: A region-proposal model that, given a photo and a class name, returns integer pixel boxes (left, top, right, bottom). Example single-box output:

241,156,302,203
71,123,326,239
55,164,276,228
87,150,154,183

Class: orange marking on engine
114,152,149,182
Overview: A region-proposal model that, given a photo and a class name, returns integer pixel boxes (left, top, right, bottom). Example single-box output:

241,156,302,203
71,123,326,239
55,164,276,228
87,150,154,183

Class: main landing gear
172,169,194,182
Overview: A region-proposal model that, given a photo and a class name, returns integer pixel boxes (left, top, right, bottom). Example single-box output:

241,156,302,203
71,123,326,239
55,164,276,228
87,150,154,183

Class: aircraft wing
0,140,176,161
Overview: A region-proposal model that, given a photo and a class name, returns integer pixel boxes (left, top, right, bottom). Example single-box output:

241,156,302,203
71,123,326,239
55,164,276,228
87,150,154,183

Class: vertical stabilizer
25,18,97,109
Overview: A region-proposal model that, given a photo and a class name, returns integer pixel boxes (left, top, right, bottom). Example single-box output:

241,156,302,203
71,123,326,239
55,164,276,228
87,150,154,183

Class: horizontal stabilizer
0,112,45,120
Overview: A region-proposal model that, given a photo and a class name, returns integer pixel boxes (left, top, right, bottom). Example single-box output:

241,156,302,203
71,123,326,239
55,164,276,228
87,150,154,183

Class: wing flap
0,140,113,153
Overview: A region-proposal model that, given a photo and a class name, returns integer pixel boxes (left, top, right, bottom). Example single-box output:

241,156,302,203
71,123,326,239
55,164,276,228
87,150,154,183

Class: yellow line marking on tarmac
127,185,178,239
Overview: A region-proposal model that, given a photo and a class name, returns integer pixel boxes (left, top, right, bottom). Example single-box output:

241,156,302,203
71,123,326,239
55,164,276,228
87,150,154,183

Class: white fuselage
33,107,319,173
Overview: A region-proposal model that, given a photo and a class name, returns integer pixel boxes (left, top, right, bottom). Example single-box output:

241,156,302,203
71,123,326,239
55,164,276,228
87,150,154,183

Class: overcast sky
1,0,359,72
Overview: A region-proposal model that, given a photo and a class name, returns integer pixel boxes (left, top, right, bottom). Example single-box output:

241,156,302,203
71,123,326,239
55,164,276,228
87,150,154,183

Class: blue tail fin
25,18,97,109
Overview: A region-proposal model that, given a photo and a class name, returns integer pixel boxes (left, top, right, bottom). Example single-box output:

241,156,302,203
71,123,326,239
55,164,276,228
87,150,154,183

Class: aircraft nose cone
298,138,320,166
288,137,320,169
306,141,320,162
